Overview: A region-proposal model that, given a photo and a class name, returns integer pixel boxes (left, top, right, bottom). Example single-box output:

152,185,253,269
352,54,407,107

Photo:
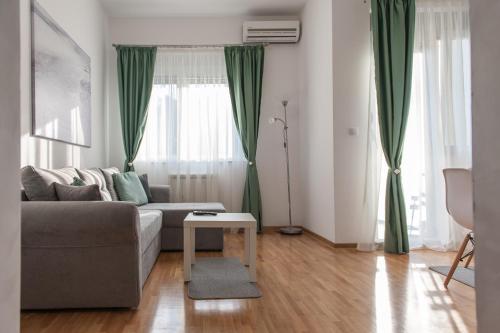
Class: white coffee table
183,212,257,282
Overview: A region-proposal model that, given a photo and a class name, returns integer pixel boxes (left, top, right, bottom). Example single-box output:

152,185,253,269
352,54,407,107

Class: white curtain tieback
248,161,254,166
392,168,401,175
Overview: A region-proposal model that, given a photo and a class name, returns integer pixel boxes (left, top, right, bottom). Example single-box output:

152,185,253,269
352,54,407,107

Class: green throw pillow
71,177,86,186
138,174,153,203
112,172,148,206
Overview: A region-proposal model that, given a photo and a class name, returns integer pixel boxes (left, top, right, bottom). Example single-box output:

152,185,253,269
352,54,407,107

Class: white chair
443,168,474,288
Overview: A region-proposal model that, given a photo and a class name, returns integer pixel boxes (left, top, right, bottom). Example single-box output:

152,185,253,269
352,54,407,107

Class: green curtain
116,46,157,172
224,45,265,232
371,0,415,254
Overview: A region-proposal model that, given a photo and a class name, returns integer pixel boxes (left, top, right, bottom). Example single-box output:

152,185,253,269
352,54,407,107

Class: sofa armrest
22,201,140,248
150,185,170,203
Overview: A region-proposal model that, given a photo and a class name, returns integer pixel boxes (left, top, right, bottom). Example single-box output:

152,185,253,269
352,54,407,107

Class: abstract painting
31,0,91,147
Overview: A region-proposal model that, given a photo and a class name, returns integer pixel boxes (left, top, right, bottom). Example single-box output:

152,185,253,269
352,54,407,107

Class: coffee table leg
184,225,191,281
191,227,196,264
249,226,256,282
244,227,250,266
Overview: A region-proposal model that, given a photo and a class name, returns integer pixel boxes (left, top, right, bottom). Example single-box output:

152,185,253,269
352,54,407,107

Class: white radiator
168,174,211,202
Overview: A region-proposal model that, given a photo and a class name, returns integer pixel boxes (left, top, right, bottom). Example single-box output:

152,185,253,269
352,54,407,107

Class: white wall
107,17,302,226
332,0,371,243
0,0,21,331
298,0,371,243
107,5,371,238
20,0,109,169
298,0,335,241
470,1,500,332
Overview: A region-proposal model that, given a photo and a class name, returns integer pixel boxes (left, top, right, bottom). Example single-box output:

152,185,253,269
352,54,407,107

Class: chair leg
464,250,474,268
444,233,471,288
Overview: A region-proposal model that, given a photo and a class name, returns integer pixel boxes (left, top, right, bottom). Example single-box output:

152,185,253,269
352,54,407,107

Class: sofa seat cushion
139,202,225,228
138,210,162,254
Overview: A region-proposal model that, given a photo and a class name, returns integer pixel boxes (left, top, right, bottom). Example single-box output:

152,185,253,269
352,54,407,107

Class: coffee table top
184,213,256,228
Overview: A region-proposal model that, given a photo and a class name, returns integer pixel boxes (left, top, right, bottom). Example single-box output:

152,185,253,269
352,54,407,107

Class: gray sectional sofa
20,166,225,309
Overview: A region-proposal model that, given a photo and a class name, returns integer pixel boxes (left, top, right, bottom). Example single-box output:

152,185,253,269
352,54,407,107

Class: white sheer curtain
363,0,471,251
135,48,246,212
403,0,471,250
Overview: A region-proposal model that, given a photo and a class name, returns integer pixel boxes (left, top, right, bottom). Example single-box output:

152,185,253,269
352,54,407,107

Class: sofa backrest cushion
77,168,112,201
55,183,102,201
112,172,148,206
100,167,120,201
21,166,79,201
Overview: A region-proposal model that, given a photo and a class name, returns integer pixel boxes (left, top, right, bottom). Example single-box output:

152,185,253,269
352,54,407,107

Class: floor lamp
269,100,303,235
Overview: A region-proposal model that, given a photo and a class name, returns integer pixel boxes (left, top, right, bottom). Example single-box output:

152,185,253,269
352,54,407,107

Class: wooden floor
21,231,476,333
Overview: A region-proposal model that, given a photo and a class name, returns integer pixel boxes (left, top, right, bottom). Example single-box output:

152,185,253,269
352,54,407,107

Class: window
134,48,246,210
136,48,243,164
139,83,236,162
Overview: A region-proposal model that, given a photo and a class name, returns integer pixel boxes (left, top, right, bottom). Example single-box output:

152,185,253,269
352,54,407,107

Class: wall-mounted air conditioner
243,20,301,44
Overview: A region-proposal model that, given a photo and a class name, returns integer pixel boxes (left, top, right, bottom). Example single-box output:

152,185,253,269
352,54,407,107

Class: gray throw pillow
21,165,79,201
112,172,148,206
138,174,154,203
100,167,120,201
54,183,102,201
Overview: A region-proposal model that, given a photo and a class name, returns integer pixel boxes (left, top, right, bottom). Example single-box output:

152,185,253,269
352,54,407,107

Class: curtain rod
112,43,270,48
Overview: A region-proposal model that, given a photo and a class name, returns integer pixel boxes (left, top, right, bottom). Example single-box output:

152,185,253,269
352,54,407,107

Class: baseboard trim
262,226,357,248
302,227,357,249
262,226,282,233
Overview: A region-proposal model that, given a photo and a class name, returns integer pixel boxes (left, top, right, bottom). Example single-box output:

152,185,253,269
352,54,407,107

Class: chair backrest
443,168,473,231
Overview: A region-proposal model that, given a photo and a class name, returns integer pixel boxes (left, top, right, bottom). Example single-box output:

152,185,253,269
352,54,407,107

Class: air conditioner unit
243,21,300,44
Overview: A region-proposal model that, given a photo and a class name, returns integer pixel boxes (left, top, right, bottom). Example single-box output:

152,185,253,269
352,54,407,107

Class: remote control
192,210,218,216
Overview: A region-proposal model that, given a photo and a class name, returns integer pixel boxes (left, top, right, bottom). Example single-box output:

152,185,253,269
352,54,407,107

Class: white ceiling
101,0,308,18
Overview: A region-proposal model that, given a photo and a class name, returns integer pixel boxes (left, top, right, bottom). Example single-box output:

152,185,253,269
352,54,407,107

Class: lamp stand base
280,226,303,235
